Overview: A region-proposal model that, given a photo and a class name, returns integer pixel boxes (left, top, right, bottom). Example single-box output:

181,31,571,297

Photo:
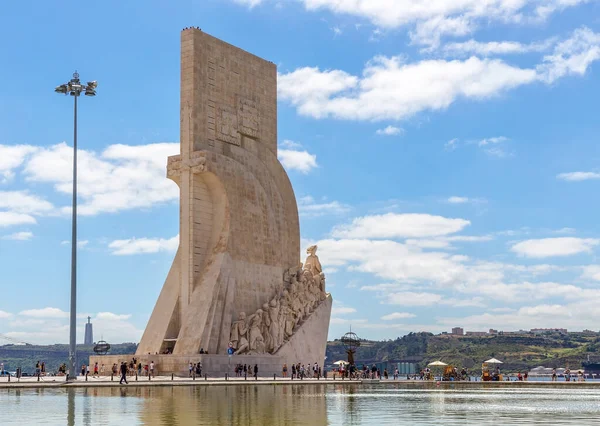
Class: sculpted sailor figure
231,312,249,355
268,298,281,352
261,302,272,351
304,245,322,276
248,309,264,351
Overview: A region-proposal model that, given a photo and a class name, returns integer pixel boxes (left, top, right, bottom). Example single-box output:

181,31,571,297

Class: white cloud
19,307,69,319
478,136,509,146
582,265,600,281
278,149,318,173
279,56,537,121
0,212,36,228
442,38,556,57
2,231,33,241
330,317,369,325
331,302,357,315
445,138,458,151
317,238,467,285
384,292,485,307
280,140,303,149
332,213,470,239
448,196,469,204
0,144,37,183
299,0,588,47
279,28,600,122
298,196,350,217
376,125,404,136
437,298,600,332
109,235,179,255
0,191,54,214
511,237,599,258
381,312,416,320
557,171,600,181
2,309,142,344
537,27,600,83
23,142,179,216
0,311,12,319
95,312,132,321
0,191,54,228
233,0,263,7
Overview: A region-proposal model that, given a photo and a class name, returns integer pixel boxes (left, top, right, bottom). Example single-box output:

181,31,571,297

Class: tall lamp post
55,72,97,380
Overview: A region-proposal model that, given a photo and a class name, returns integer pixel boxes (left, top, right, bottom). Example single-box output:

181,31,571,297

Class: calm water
2,384,600,425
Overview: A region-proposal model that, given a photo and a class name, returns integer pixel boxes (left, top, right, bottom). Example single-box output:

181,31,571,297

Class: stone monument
91,28,332,375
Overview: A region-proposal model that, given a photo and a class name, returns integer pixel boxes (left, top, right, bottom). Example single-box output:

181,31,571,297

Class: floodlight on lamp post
55,71,97,381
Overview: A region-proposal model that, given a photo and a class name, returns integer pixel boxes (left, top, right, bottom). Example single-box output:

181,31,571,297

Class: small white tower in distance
84,316,93,345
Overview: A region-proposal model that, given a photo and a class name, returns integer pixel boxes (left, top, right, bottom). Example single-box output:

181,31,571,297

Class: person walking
253,364,258,379
291,363,296,379
119,362,128,385
93,362,99,377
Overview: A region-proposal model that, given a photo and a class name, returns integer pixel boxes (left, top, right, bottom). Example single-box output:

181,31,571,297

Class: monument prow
125,29,332,373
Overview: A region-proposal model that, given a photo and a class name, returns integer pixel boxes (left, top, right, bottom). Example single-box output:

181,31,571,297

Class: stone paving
2,374,599,389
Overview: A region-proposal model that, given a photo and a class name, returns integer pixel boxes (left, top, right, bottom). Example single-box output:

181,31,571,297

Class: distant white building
531,328,567,335
466,331,488,337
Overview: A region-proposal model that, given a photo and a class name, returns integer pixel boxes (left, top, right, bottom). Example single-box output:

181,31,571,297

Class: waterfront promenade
3,375,600,389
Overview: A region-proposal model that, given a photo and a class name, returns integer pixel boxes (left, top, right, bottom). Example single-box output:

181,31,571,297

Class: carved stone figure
261,302,272,351
253,335,266,354
303,245,322,277
248,309,264,351
280,300,294,340
231,312,249,355
268,298,280,353
229,251,330,356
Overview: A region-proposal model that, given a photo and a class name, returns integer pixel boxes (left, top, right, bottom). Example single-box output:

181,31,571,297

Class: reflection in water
137,385,328,426
2,384,600,425
67,388,74,426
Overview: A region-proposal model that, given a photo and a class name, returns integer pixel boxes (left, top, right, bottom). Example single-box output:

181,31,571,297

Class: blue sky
1,0,600,344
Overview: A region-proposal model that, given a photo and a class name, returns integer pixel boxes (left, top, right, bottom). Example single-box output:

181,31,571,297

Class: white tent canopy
333,360,349,365
484,358,503,364
428,361,448,366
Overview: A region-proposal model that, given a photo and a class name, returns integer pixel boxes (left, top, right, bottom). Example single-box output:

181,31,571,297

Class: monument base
90,295,332,377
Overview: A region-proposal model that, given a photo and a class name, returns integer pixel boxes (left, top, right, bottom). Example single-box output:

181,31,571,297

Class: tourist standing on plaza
253,364,258,378
81,364,86,376
93,362,99,377
282,363,288,378
291,364,296,379
189,362,193,377
150,361,155,377
552,368,557,381
119,362,128,384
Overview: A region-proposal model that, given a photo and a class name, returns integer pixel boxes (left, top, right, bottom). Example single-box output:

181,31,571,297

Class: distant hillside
3,332,599,374
0,343,137,373
326,332,600,372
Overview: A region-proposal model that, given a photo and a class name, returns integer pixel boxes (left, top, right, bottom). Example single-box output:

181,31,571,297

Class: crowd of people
75,358,156,380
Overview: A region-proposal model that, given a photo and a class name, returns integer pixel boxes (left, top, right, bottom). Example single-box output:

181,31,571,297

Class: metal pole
68,94,78,381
